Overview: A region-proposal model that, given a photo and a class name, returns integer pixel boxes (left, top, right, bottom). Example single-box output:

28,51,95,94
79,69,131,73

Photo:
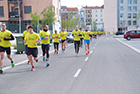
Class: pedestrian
39,25,51,67
72,26,82,56
83,26,92,55
60,28,68,52
22,24,30,64
24,26,41,71
0,23,15,74
52,30,60,55
79,28,84,48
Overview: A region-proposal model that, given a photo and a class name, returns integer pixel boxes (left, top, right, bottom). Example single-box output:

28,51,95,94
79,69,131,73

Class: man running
39,25,51,67
52,30,60,55
60,29,68,52
72,26,82,56
83,26,92,55
0,23,15,74
23,24,30,64
79,28,83,48
24,26,41,71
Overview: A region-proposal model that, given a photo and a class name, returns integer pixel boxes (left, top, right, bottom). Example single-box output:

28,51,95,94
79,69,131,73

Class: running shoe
35,59,38,62
86,52,88,55
43,57,45,61
46,62,50,67
0,68,3,74
11,61,15,68
87,51,90,54
54,52,56,54
31,67,35,71
57,52,59,55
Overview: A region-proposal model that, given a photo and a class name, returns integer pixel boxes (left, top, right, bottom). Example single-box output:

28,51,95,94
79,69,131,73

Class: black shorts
54,43,59,50
27,47,38,57
0,46,11,55
61,40,66,43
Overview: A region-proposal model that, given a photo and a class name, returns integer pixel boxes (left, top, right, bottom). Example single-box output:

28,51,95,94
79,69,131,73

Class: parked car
67,32,73,43
116,31,124,35
124,30,140,40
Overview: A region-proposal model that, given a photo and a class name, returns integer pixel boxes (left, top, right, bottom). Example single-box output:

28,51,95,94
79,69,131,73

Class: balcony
8,0,22,3
9,12,22,20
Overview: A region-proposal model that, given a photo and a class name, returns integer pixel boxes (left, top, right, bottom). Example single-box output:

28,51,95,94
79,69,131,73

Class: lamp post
18,0,21,34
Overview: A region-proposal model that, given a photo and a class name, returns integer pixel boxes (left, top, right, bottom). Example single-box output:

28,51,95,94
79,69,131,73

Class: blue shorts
84,39,90,44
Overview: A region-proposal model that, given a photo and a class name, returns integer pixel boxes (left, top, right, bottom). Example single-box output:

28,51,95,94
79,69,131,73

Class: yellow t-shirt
0,30,12,47
72,30,82,41
23,30,29,45
52,33,60,43
60,31,68,40
83,31,92,40
39,30,51,44
25,32,40,48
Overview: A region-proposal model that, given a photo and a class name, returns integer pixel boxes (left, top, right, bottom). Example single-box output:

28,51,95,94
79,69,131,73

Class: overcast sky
61,0,104,7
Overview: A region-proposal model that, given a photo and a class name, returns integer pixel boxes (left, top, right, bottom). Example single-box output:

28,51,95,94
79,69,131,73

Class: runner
24,26,41,71
79,28,84,48
0,23,15,74
65,29,69,47
60,29,68,52
22,24,30,64
83,26,92,55
52,30,60,55
72,26,82,56
39,25,51,67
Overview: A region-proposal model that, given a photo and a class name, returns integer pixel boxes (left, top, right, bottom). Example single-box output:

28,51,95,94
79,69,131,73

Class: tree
136,10,140,20
29,12,42,33
81,22,85,30
41,5,56,25
93,20,97,31
101,23,104,31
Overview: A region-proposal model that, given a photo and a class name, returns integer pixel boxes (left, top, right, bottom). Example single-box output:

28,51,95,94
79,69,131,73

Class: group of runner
0,23,97,73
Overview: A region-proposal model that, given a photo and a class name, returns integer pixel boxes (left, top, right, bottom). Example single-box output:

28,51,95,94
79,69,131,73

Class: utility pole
18,0,21,34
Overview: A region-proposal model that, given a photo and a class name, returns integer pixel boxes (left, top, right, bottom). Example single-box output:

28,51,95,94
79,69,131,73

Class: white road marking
95,44,97,47
74,69,81,77
90,51,93,54
93,47,95,49
3,44,73,71
85,57,89,62
116,38,140,53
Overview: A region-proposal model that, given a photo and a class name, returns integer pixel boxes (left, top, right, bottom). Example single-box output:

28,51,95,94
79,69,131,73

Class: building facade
61,6,78,20
0,0,61,33
81,5,104,30
104,0,140,34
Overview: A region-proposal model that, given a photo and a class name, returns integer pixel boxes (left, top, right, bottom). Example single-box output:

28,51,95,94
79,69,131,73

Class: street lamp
18,0,21,34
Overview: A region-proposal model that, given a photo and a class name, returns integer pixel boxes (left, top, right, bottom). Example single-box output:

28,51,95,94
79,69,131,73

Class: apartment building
61,6,79,20
104,0,140,34
81,5,104,30
0,0,61,33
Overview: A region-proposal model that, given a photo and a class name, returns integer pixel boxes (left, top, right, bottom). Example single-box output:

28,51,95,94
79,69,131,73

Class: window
69,9,71,11
96,15,97,17
133,6,137,11
120,13,123,18
128,13,131,18
128,6,131,12
133,0,137,4
133,13,137,18
120,0,123,3
101,9,102,12
96,10,97,12
96,19,97,21
76,9,78,11
120,6,123,11
24,6,32,14
128,20,131,25
101,19,103,21
128,0,132,4
72,9,74,11
62,17,64,19
100,14,102,17
133,21,137,25
130,31,135,33
0,6,4,17
137,31,140,33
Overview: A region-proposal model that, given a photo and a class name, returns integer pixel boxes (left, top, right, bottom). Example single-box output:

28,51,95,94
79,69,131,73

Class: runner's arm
4,34,15,40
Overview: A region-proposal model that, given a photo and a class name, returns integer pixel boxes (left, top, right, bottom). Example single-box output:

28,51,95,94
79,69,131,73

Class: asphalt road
1,36,140,94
